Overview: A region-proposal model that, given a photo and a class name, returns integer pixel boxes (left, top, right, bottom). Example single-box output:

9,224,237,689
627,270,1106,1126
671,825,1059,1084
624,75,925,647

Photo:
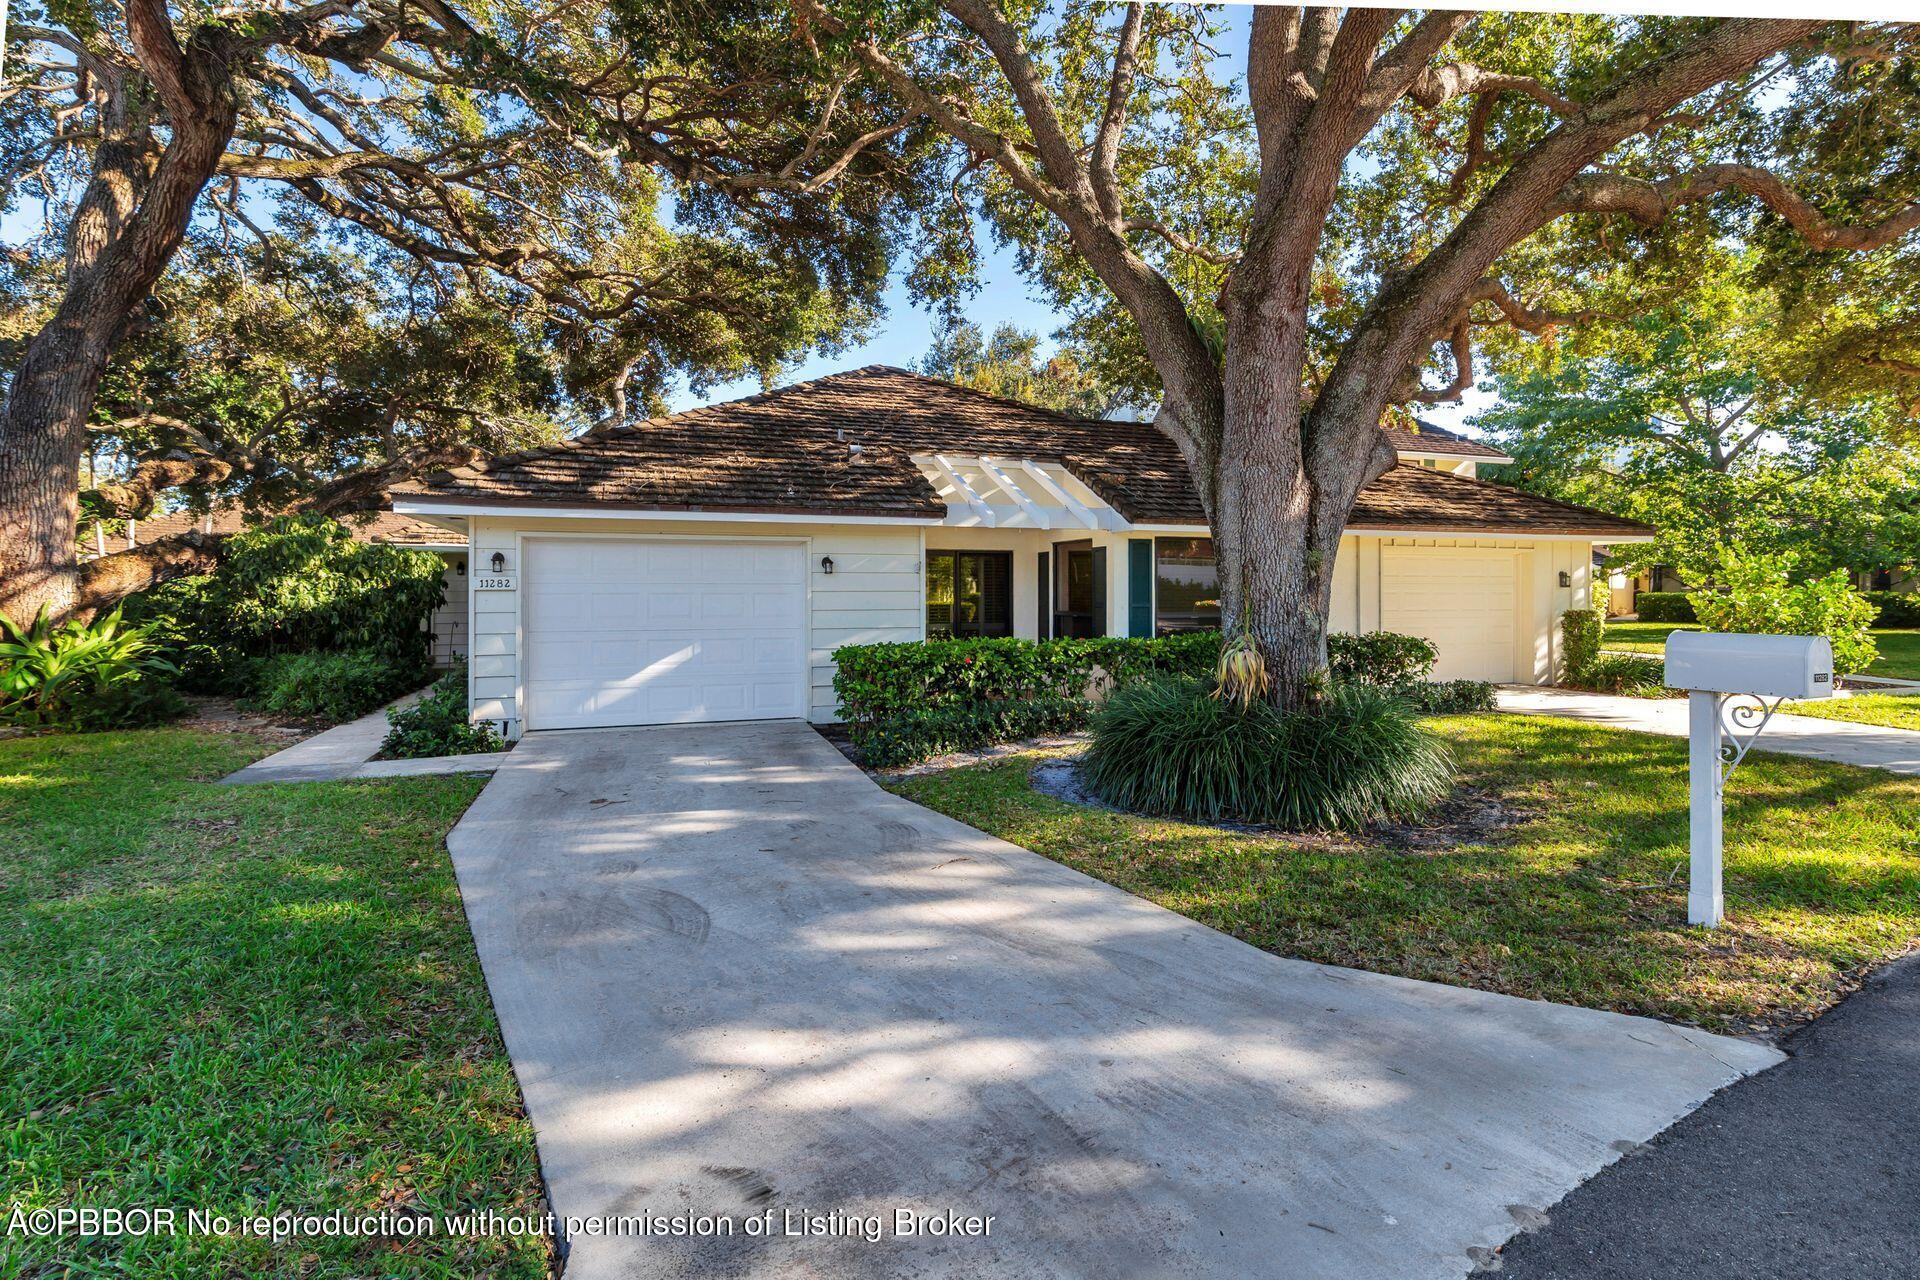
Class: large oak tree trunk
0,7,238,623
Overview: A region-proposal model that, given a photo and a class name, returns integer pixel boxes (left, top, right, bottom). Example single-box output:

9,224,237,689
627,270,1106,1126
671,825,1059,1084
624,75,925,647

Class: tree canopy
0,0,936,617
779,3,1920,702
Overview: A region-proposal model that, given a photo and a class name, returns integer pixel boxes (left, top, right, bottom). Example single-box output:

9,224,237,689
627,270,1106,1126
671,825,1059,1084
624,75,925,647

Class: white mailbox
1664,630,1835,930
1664,632,1833,700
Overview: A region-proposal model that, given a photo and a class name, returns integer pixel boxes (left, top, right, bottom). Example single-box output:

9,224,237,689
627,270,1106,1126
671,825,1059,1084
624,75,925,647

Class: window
926,551,1012,638
1155,537,1220,633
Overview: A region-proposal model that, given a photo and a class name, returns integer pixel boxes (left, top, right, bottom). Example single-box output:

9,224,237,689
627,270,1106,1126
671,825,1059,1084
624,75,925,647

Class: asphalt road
1495,953,1920,1279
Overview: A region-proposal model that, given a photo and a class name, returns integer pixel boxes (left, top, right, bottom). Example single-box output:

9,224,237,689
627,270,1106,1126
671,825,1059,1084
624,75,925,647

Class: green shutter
1128,539,1154,637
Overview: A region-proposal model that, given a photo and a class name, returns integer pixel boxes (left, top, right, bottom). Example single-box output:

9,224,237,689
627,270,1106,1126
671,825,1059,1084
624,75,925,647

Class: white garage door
1380,547,1520,682
523,539,807,730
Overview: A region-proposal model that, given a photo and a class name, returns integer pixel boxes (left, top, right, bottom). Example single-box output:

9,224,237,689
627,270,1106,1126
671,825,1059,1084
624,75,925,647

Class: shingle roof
1383,418,1512,461
395,366,1647,539
90,505,461,556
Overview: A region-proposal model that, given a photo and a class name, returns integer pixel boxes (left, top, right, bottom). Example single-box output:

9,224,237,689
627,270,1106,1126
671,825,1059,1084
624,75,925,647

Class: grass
1784,694,1920,733
0,728,548,1279
891,714,1920,1034
1605,621,1920,682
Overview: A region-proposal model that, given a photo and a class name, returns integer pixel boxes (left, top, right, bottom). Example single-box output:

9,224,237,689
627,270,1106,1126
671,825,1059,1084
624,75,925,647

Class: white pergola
912,454,1128,530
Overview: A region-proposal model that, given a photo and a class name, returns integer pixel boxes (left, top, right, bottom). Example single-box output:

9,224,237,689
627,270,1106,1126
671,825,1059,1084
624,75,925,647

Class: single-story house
88,505,473,666
389,366,1651,737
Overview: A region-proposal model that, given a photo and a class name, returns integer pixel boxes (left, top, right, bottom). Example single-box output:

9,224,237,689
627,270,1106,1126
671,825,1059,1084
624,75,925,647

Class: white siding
466,516,923,736
429,551,468,666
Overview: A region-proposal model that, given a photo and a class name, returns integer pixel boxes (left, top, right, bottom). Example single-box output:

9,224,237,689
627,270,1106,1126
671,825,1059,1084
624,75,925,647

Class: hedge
1633,591,1697,623
832,632,1219,726
1561,607,1605,679
833,629,1486,767
854,696,1091,770
1866,590,1920,629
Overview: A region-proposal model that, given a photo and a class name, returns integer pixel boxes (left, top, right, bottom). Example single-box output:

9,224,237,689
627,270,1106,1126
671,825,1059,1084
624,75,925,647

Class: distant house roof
86,505,462,557
394,366,1646,539
1381,418,1512,462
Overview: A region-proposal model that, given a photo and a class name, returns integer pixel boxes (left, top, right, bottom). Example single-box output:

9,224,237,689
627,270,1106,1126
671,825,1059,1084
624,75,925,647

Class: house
87,505,473,665
389,366,1650,737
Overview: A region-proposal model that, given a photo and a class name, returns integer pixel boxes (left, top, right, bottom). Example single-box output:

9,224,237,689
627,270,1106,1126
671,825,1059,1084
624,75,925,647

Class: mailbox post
1664,633,1835,927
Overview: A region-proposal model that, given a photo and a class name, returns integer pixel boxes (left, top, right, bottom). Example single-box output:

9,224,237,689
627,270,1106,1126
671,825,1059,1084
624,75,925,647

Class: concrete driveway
446,721,1779,1280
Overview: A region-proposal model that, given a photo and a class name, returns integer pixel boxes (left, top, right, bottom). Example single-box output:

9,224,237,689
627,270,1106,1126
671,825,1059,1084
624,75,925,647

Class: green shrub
1634,592,1697,623
1082,678,1454,831
851,695,1090,770
1394,679,1498,714
1567,652,1669,696
250,650,417,723
1865,590,1920,629
1561,606,1606,680
126,514,445,692
832,632,1218,725
832,628,1440,727
0,606,185,731
1690,548,1879,677
1326,631,1437,686
379,664,504,759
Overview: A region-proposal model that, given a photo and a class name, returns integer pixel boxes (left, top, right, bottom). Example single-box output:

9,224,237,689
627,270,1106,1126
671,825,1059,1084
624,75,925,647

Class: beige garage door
1380,547,1521,682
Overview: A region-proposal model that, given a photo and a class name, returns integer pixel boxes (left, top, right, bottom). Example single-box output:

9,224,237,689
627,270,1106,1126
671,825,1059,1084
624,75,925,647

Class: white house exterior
391,367,1650,738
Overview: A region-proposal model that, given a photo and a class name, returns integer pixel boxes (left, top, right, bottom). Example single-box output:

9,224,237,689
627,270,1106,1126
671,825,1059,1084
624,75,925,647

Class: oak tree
1,0,923,619
793,3,1920,704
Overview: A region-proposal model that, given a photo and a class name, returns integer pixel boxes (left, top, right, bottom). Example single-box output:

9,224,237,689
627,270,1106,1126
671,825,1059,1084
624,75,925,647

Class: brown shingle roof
1382,418,1511,461
89,505,461,556
395,366,1647,539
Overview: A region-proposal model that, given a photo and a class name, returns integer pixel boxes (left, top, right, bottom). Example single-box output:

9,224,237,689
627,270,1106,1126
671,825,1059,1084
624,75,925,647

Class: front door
1053,543,1106,638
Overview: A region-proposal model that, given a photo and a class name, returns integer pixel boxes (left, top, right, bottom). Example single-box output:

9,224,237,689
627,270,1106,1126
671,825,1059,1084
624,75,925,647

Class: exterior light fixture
1558,570,1572,588
456,558,467,576
490,551,506,574
821,556,835,575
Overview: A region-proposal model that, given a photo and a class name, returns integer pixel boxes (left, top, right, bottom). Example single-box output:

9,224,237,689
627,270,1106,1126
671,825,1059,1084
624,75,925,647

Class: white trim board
394,499,942,526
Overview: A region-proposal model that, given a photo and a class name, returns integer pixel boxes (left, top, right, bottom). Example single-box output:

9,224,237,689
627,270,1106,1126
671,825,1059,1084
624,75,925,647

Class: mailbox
1664,632,1834,700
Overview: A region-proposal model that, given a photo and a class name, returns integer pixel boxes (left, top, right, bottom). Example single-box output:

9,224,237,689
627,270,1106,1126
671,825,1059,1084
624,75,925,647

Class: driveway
447,721,1779,1280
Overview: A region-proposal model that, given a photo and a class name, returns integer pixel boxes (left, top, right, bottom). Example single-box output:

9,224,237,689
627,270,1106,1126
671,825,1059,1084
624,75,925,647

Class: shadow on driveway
446,720,1780,1280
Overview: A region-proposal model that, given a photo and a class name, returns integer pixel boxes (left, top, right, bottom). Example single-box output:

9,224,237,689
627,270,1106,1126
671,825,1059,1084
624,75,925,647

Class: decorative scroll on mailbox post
1664,633,1835,928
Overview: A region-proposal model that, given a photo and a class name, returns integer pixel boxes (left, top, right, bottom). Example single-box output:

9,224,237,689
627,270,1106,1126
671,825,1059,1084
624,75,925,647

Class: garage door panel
524,540,807,730
1380,548,1519,683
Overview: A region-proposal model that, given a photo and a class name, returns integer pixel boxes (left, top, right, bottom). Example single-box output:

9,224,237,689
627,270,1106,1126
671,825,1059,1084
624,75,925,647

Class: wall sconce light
491,551,507,574
1558,570,1573,588
455,558,466,577
820,556,835,575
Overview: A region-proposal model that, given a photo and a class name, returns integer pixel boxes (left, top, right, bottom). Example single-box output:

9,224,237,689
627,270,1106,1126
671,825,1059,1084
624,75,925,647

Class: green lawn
1605,621,1920,682
892,715,1920,1034
0,729,548,1279
1784,694,1920,733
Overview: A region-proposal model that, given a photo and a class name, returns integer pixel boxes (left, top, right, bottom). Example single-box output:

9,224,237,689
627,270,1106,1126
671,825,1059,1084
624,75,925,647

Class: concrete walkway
447,721,1779,1280
220,690,509,784
1496,686,1920,776
1495,953,1920,1279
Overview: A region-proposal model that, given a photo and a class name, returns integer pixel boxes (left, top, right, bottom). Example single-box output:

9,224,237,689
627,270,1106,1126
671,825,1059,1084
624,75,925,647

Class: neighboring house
391,367,1649,737
86,505,472,666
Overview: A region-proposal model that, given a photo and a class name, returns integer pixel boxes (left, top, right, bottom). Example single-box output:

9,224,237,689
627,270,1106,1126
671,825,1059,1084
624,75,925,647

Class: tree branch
1090,3,1145,223
1549,163,1920,252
